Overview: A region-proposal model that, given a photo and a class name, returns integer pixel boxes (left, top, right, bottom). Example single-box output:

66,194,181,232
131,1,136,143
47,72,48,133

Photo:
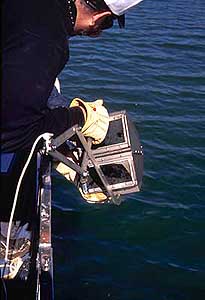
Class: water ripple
55,0,205,298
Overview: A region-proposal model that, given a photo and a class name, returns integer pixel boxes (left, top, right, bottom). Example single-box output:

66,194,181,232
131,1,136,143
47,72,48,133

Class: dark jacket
1,0,84,152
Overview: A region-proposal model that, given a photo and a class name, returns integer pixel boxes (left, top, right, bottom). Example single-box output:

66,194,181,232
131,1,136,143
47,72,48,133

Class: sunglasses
84,0,109,11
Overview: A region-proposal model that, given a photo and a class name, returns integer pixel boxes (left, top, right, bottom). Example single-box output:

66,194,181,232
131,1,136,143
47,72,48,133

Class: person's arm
2,30,85,152
2,0,80,152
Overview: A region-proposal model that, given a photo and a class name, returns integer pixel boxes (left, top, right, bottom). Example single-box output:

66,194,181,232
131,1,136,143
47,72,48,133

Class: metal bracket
43,125,121,204
37,155,54,299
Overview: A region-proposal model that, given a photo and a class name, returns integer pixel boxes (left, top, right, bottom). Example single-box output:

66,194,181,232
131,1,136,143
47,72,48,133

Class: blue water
52,0,205,299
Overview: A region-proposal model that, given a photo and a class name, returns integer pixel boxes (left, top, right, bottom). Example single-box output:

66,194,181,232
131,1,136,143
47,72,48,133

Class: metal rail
36,155,54,300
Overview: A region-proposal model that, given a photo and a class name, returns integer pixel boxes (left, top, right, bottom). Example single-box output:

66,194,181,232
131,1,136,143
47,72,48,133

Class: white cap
104,0,143,16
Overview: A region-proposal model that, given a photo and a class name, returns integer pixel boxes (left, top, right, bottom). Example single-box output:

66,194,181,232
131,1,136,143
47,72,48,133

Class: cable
3,133,53,276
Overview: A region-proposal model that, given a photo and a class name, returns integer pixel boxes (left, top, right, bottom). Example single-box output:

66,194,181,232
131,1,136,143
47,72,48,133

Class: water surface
52,1,205,299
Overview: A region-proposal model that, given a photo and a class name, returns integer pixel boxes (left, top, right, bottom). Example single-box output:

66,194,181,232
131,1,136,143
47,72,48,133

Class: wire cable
3,133,53,275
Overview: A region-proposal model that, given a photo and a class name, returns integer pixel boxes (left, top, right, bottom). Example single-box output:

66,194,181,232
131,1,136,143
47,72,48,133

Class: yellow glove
70,98,109,144
54,161,77,183
79,188,107,204
53,160,108,204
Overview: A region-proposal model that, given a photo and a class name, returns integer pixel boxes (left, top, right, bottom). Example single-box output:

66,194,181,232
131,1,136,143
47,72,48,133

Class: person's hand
70,98,109,144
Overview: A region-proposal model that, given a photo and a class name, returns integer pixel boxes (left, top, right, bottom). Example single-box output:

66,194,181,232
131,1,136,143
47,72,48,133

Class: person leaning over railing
1,0,144,283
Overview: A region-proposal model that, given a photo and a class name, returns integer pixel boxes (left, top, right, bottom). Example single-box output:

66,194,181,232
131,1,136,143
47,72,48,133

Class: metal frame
91,111,131,157
44,111,143,206
47,125,119,204
36,155,54,300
